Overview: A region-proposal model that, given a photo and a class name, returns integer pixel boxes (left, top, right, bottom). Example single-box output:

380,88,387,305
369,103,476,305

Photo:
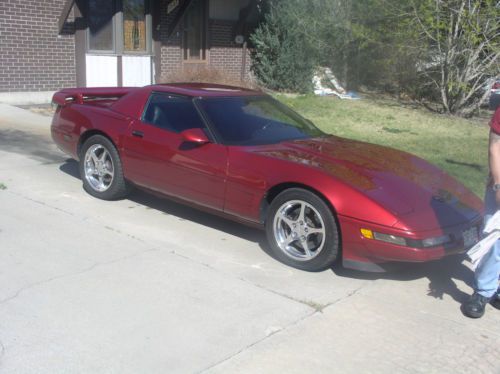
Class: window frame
86,0,153,56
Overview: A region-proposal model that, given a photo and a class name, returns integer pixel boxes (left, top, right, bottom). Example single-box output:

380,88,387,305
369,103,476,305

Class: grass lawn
277,94,491,198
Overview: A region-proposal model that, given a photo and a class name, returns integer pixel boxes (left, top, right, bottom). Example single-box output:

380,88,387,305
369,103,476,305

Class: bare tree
412,0,500,116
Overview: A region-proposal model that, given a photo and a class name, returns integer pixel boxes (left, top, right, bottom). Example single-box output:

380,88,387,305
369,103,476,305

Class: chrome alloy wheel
273,200,326,261
83,144,115,192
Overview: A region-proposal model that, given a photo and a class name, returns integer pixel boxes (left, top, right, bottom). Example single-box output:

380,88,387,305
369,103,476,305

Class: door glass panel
143,94,205,133
123,0,147,52
88,0,115,51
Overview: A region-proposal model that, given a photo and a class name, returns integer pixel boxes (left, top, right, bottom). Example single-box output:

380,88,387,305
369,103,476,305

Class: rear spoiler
52,87,139,107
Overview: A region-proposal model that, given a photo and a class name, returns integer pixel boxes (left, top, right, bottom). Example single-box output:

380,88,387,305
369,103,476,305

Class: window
183,0,207,61
143,93,206,133
88,0,115,51
123,0,147,52
196,96,324,145
87,0,151,54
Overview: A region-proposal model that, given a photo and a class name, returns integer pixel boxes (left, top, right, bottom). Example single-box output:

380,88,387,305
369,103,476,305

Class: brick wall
209,20,250,81
159,0,182,82
0,0,76,92
0,0,251,92
158,0,250,83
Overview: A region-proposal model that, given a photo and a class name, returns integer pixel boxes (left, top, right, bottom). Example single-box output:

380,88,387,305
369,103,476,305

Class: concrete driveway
0,103,499,373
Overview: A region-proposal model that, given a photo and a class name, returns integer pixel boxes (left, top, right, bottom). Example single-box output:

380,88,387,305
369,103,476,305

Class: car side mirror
181,128,210,145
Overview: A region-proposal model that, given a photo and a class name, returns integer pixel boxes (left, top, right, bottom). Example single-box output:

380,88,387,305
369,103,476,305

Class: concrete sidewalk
0,104,499,373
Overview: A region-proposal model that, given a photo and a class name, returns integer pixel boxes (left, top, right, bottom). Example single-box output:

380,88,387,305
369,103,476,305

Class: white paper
467,211,500,270
483,210,500,234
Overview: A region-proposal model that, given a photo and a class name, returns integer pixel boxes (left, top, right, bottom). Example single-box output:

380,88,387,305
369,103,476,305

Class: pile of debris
312,67,359,99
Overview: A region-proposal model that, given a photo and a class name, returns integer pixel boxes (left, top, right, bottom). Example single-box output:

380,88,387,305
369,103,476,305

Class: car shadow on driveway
0,128,66,164
59,158,475,304
331,255,474,304
59,159,265,246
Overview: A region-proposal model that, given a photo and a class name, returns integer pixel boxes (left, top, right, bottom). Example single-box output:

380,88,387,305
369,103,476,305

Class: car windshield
196,96,324,145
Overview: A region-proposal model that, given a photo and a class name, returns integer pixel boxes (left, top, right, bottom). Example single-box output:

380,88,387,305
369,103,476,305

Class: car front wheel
265,188,340,272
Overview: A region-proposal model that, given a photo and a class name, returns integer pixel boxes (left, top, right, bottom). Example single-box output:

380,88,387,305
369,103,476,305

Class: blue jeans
474,187,500,298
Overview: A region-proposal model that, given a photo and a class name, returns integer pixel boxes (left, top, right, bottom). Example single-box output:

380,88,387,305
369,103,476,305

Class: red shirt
491,107,500,134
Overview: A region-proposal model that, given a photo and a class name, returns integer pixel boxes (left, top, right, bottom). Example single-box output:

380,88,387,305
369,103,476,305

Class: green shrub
250,1,317,93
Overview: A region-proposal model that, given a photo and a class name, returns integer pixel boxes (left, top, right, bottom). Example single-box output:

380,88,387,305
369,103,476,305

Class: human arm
489,130,500,206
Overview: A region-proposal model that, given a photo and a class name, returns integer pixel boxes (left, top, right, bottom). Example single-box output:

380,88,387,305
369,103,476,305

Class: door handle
132,130,144,138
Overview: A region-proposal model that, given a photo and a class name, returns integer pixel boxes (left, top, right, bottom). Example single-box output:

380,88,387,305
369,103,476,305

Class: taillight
492,82,500,90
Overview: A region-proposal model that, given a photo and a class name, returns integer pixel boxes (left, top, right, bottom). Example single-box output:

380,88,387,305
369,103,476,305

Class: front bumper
338,215,482,271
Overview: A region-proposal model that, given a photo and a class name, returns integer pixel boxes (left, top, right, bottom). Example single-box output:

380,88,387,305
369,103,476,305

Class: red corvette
51,83,482,272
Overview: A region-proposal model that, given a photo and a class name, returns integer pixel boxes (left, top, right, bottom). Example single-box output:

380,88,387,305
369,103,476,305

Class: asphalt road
0,104,499,373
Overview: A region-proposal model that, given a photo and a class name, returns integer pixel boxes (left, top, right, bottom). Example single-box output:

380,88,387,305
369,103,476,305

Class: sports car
51,83,483,272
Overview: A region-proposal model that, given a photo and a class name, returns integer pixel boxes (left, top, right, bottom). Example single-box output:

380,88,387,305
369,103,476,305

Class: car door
122,93,227,211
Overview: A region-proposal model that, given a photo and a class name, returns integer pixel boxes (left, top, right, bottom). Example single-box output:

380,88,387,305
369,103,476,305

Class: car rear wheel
80,135,132,200
265,188,340,271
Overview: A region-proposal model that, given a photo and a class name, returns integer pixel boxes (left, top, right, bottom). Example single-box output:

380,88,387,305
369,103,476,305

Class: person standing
462,106,500,318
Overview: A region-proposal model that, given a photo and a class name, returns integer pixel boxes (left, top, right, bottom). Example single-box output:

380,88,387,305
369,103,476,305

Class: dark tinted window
88,0,115,51
143,93,206,133
196,96,324,145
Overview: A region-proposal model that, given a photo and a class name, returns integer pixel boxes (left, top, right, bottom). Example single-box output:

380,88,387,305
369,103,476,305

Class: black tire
79,135,132,200
265,188,340,272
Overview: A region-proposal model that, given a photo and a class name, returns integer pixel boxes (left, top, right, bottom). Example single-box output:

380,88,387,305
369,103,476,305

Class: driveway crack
170,250,327,311
0,247,160,306
171,249,370,312
197,308,317,374
247,283,330,312
168,251,372,373
327,283,367,307
6,190,76,217
0,337,5,361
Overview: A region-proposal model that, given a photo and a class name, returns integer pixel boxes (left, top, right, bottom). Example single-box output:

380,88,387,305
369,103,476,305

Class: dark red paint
51,84,483,271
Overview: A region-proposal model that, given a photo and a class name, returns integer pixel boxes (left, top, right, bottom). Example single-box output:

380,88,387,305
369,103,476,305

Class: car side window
143,93,205,133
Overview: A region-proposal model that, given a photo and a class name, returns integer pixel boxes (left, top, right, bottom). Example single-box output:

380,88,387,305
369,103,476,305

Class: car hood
251,136,482,229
